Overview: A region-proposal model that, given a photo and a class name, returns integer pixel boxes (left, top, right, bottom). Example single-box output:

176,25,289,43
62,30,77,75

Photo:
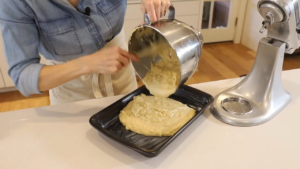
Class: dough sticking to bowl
119,94,196,137
142,39,180,98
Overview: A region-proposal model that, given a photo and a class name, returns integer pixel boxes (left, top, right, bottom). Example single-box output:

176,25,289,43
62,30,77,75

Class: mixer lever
259,21,270,33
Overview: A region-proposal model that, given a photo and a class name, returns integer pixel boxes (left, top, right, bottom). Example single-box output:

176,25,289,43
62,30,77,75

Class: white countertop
1,69,300,169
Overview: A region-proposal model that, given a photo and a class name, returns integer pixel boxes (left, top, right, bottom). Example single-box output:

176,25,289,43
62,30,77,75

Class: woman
0,0,170,105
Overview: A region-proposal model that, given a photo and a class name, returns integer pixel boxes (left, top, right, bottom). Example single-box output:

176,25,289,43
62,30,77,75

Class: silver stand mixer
210,0,300,127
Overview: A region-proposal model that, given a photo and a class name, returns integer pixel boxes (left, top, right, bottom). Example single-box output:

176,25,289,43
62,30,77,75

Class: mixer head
257,0,300,54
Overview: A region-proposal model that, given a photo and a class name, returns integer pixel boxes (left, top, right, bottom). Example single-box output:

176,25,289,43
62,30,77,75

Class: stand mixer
210,0,300,127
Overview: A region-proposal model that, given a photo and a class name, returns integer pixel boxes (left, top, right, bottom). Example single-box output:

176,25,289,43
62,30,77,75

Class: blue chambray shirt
0,0,127,97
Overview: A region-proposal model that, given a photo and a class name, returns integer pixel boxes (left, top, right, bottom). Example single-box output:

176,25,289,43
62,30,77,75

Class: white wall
241,0,267,52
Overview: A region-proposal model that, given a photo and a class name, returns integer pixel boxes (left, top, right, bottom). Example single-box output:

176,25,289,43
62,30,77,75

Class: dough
142,58,180,98
120,28,194,137
141,35,181,98
119,94,196,137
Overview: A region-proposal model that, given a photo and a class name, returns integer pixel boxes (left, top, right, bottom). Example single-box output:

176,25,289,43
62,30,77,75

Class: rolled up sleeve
0,14,44,97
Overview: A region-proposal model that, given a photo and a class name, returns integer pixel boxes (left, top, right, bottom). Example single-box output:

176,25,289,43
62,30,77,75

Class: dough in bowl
119,94,196,137
142,42,181,98
142,59,180,98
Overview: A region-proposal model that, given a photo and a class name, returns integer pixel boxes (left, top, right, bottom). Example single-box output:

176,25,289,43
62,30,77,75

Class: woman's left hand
141,0,171,22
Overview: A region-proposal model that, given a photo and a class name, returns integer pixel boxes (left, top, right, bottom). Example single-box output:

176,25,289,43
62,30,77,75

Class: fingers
105,60,123,74
160,0,165,17
145,1,157,22
155,0,161,20
117,54,130,66
111,61,123,72
91,47,137,74
117,47,139,62
125,53,139,62
140,3,146,14
142,0,171,22
164,0,170,15
104,47,140,74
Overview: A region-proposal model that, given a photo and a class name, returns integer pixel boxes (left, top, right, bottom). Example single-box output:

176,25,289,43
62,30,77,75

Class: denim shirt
0,0,127,97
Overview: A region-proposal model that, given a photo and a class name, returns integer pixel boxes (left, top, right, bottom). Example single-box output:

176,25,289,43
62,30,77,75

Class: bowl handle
144,4,176,25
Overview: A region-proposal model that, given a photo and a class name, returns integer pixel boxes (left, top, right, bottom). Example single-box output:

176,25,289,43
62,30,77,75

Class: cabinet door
0,26,15,87
124,4,143,42
0,68,5,88
176,15,199,30
200,0,241,43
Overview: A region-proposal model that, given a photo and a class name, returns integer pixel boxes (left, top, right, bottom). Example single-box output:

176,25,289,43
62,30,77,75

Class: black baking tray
89,85,214,157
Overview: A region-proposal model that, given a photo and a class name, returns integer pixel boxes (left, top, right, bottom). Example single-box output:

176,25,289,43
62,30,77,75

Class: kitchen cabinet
241,0,266,52
0,28,15,88
125,0,246,43
200,0,242,43
0,68,5,88
124,0,201,42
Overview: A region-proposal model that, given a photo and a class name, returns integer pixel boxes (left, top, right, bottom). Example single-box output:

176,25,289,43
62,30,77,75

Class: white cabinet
0,69,5,88
124,0,201,42
176,15,199,30
0,28,15,88
241,0,266,52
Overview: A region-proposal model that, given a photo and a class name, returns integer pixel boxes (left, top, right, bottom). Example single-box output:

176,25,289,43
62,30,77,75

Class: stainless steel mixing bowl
128,5,204,88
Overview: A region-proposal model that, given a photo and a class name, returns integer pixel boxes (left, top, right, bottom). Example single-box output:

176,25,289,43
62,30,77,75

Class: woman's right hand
78,47,139,74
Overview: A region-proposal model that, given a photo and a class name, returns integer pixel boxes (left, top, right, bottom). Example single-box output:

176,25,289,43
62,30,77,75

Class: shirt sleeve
0,1,44,97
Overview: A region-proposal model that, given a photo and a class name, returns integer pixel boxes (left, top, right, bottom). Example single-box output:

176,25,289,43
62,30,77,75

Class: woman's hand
38,47,138,92
141,0,171,22
79,47,139,74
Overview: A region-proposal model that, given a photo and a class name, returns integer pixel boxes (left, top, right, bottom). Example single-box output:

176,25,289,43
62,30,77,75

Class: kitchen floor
1,42,300,113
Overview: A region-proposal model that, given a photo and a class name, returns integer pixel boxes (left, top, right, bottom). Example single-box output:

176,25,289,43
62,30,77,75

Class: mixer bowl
128,5,204,89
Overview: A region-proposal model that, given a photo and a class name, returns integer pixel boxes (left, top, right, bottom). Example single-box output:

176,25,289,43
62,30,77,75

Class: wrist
69,56,92,76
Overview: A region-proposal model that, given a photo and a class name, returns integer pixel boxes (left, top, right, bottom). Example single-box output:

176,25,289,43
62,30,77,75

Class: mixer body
211,0,300,126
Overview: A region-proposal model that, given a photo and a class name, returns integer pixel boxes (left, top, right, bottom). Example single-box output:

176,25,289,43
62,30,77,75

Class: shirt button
98,42,102,46
86,18,90,22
